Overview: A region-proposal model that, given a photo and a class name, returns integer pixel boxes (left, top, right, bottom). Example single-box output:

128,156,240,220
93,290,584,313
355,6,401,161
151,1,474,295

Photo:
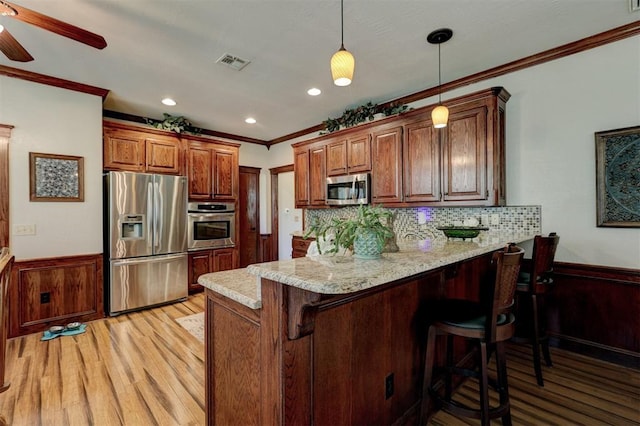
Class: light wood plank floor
1,293,638,425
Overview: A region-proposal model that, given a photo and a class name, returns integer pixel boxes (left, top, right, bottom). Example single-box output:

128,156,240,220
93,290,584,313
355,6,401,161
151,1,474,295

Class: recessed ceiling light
307,88,321,96
161,98,177,106
245,117,257,124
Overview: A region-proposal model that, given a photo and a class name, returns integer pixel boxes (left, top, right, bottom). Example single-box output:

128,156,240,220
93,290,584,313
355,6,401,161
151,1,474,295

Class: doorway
276,171,302,260
239,166,260,267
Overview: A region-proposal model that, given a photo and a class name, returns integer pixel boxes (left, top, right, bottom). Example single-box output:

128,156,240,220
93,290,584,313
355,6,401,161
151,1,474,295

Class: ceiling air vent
631,0,640,12
216,53,250,71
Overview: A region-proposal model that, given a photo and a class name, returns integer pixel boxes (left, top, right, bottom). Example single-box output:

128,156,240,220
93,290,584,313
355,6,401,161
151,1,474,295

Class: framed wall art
29,152,84,202
595,126,640,227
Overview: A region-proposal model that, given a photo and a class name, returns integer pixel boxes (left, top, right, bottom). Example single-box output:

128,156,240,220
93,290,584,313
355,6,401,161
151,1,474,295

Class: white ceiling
1,0,638,142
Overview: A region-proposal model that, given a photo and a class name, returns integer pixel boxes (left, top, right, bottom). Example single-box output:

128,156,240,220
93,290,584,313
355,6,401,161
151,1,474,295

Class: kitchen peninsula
198,233,534,425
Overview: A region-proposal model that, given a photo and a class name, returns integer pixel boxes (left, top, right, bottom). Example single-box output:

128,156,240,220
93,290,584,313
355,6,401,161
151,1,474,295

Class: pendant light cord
340,0,344,48
438,42,442,104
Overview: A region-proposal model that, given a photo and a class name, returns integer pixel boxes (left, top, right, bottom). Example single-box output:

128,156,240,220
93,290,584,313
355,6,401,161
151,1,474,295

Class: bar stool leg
531,294,545,386
495,341,512,426
479,341,490,426
445,334,454,400
419,326,438,425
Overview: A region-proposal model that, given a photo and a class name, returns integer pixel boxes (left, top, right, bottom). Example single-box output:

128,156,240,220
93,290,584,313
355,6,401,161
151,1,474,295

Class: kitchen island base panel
206,254,495,425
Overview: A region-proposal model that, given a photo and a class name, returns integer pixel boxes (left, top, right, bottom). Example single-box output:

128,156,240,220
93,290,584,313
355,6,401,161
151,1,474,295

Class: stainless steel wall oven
188,202,236,250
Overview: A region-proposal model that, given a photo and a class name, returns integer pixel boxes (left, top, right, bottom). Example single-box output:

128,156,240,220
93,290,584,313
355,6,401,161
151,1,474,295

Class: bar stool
515,232,559,387
419,244,524,426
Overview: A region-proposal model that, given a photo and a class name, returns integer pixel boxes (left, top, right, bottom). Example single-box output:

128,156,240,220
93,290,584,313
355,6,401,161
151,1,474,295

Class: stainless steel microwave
326,173,370,205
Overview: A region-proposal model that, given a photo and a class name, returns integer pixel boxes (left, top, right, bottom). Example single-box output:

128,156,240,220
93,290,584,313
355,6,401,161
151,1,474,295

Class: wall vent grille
216,53,250,71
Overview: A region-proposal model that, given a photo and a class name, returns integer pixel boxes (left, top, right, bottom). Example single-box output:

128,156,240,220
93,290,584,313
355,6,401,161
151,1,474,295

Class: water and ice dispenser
120,214,144,239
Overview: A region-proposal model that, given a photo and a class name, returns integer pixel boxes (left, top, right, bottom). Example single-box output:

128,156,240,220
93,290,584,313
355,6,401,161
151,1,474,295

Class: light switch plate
14,224,36,236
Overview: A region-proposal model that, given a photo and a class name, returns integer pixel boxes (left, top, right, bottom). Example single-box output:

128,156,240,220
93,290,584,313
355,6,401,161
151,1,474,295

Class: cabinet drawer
292,237,312,250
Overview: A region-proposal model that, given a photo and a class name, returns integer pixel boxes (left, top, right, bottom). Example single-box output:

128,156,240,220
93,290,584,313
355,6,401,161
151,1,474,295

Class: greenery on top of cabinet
145,113,202,135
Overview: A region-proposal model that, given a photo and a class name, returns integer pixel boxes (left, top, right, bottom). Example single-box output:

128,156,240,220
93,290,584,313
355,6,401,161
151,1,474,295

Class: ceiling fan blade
7,1,107,50
0,26,33,61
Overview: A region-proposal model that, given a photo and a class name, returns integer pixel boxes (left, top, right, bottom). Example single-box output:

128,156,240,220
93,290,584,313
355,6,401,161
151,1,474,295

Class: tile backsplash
304,205,541,241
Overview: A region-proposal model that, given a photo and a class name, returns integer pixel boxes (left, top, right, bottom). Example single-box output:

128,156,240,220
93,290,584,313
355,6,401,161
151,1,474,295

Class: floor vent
216,53,251,71
631,0,640,12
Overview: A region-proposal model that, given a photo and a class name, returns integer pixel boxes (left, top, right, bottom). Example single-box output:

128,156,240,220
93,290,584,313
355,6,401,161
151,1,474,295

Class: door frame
0,125,13,248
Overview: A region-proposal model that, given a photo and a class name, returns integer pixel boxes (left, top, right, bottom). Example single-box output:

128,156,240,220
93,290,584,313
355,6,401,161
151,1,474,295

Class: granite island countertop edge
199,234,534,310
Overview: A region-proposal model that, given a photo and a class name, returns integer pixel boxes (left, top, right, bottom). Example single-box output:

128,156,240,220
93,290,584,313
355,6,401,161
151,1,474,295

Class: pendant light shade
427,28,453,128
331,45,355,86
431,105,449,128
331,0,354,86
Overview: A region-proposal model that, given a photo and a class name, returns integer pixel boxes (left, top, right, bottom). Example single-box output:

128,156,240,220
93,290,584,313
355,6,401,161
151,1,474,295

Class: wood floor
1,293,638,426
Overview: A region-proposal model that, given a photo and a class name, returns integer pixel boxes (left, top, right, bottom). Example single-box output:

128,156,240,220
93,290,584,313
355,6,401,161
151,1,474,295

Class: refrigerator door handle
154,180,162,250
147,182,154,251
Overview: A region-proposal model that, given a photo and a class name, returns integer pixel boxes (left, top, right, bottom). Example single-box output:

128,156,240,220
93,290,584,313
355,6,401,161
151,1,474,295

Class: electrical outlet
385,373,394,399
40,292,50,304
490,214,500,226
13,224,36,236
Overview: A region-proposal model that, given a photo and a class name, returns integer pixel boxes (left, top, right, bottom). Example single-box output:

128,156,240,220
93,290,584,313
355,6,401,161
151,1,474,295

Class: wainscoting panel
547,262,640,367
9,253,104,338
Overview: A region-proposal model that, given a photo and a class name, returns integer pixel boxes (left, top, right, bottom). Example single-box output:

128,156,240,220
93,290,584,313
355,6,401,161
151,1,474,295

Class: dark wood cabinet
309,145,326,206
103,122,182,174
186,139,239,201
294,143,326,208
188,248,238,293
292,235,314,258
326,138,348,176
294,147,310,207
441,103,488,203
293,86,509,208
403,117,440,202
371,126,403,204
326,132,371,177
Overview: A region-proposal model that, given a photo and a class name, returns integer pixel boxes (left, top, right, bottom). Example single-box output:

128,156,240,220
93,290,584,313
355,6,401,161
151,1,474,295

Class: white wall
0,76,103,261
475,36,639,269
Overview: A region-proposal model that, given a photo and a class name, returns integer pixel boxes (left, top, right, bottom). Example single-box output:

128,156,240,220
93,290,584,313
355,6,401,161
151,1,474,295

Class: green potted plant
305,204,394,259
145,113,202,134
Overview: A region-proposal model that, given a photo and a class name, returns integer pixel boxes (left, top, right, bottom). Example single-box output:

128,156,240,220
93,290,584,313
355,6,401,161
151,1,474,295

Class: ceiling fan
0,0,106,62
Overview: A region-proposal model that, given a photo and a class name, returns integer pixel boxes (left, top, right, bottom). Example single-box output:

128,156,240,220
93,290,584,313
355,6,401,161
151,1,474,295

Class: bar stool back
516,232,559,386
419,244,524,426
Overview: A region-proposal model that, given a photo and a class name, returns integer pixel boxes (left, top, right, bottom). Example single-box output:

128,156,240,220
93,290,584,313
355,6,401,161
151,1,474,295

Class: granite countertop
247,233,534,295
199,233,534,310
198,268,262,309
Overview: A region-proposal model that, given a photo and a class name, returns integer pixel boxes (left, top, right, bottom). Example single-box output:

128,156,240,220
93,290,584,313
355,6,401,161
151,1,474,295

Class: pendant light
331,0,355,86
427,28,453,128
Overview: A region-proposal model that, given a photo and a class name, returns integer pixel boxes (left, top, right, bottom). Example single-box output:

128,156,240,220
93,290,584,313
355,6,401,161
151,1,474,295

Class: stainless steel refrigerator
105,171,188,315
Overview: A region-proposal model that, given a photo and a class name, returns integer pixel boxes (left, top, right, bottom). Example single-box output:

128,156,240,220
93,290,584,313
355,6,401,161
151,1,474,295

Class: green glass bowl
437,226,489,240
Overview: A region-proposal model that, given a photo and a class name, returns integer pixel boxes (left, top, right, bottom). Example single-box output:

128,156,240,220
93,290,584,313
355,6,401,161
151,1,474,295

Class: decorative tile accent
305,205,541,242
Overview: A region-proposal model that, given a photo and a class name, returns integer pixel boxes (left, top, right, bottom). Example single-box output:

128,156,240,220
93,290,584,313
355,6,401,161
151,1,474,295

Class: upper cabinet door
403,119,440,202
347,133,371,173
309,145,326,205
371,126,403,204
188,143,214,200
212,147,238,200
326,139,348,176
294,147,310,208
441,105,488,202
145,136,181,175
103,128,145,172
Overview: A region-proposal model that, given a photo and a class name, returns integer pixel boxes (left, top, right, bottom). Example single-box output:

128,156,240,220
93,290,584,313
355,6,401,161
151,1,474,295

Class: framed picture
29,152,84,202
595,126,640,227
